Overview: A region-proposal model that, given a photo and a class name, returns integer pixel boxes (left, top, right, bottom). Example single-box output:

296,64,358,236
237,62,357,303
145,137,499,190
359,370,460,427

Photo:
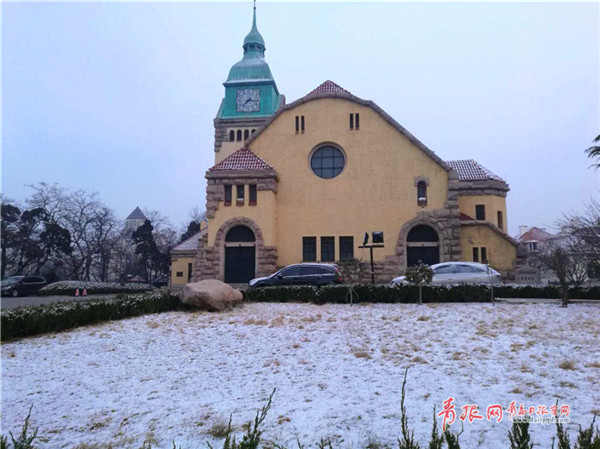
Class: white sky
2,2,599,234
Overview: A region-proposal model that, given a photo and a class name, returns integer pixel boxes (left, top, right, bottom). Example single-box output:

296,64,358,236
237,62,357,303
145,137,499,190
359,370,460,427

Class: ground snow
2,302,599,449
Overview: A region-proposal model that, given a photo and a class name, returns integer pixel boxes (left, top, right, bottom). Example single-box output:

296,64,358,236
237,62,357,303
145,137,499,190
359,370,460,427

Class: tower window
244,129,250,140
249,184,257,205
417,181,427,205
236,130,242,142
321,237,335,262
497,211,504,230
229,130,235,142
303,237,316,262
475,205,486,221
224,185,232,206
236,185,245,204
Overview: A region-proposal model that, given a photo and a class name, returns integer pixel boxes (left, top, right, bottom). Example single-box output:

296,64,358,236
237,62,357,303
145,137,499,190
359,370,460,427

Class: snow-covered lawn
2,302,599,449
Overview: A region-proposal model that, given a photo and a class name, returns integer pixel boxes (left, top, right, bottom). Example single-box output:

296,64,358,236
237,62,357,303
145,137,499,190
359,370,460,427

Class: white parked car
391,262,502,286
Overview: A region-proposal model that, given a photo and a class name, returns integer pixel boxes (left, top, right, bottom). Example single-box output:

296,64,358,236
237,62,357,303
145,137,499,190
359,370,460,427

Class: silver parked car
391,262,501,286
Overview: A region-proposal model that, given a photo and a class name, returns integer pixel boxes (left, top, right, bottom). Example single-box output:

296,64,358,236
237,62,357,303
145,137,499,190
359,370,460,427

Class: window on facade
295,116,299,134
188,263,193,282
527,242,538,252
301,116,305,133
224,185,232,206
310,145,345,179
251,129,256,135
475,204,486,221
236,130,242,142
244,129,250,140
249,184,257,205
417,181,427,205
321,237,335,262
481,247,488,264
355,113,360,130
349,114,354,130
229,130,235,142
339,236,354,260
472,247,479,263
303,237,316,262
176,271,183,278
497,211,504,230
236,185,244,204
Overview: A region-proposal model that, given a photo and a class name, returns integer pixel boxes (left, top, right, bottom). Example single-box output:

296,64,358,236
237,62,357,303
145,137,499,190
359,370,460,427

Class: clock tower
213,3,283,163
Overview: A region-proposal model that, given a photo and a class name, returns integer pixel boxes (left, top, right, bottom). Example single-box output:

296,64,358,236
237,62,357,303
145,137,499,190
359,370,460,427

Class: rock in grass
181,280,243,311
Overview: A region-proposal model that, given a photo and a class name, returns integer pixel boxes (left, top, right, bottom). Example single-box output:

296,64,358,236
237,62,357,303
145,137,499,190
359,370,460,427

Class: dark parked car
1,276,48,297
248,263,343,287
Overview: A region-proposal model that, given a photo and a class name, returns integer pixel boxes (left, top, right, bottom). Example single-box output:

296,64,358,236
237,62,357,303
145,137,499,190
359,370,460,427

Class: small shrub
9,405,38,449
508,419,533,449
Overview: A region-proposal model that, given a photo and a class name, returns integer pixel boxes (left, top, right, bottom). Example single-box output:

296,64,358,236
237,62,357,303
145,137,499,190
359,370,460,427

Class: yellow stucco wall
242,97,450,265
207,188,276,247
460,224,516,272
170,255,195,286
458,195,508,231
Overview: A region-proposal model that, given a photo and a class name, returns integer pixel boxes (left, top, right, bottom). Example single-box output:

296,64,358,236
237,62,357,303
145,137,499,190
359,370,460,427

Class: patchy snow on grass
2,302,600,448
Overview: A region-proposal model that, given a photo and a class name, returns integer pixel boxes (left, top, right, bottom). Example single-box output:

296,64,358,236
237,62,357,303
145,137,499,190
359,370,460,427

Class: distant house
170,227,207,290
125,207,147,232
515,226,561,253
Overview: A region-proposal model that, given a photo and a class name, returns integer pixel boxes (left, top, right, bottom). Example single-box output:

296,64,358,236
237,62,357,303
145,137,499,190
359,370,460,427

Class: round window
310,145,345,179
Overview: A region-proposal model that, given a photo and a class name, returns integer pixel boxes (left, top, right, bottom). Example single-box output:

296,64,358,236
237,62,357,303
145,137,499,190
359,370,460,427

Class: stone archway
214,217,277,282
396,215,454,271
406,225,440,267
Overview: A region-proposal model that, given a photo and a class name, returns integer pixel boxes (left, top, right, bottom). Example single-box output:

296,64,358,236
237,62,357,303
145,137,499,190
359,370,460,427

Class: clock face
236,88,260,112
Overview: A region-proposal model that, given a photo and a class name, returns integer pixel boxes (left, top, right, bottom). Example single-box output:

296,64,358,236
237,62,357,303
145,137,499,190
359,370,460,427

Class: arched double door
406,225,440,267
224,225,256,283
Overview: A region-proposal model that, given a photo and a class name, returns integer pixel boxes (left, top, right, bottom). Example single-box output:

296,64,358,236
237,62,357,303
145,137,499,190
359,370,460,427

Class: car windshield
1,276,24,286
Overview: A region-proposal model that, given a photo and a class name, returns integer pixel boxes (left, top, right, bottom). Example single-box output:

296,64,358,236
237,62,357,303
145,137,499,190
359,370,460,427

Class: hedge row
1,292,181,341
243,284,600,303
39,281,152,296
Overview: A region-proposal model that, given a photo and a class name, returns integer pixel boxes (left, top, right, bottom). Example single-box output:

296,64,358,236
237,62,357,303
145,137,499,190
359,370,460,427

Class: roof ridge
307,80,352,97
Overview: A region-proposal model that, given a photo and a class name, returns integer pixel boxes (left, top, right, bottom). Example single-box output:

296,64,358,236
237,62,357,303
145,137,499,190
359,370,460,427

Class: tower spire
243,0,265,55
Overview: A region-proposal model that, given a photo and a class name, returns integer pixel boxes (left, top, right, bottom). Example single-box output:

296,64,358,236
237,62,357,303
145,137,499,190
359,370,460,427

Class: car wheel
11,289,18,297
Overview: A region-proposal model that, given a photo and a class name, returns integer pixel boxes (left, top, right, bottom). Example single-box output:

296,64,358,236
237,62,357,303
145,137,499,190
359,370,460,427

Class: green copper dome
218,3,281,119
225,6,272,83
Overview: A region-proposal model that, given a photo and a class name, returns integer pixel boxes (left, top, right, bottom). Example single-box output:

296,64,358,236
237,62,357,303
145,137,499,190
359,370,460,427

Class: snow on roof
172,228,206,252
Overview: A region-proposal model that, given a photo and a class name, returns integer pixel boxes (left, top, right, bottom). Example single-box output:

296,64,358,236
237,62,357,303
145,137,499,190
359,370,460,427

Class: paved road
1,294,116,309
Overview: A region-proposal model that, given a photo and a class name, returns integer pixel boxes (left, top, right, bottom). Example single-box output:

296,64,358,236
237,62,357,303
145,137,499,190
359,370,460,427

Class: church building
170,5,517,288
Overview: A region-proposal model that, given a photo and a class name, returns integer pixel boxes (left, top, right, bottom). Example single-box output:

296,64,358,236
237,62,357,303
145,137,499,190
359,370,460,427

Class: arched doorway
406,225,440,267
224,225,256,283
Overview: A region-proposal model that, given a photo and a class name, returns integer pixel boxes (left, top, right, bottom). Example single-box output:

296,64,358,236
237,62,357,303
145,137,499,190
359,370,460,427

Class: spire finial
253,0,257,27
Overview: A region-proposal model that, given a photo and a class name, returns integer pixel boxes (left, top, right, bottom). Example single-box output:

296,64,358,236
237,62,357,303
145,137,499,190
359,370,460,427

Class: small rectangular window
472,247,479,263
339,236,354,260
481,247,488,264
349,114,354,130
321,236,335,262
295,116,299,134
188,263,193,282
236,185,244,204
303,237,316,262
497,211,503,230
176,271,184,278
249,184,257,205
475,205,486,221
355,113,360,130
224,185,232,206
301,115,305,133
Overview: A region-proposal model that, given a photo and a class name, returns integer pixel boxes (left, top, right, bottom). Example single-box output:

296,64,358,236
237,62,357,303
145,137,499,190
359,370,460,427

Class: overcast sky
3,2,599,235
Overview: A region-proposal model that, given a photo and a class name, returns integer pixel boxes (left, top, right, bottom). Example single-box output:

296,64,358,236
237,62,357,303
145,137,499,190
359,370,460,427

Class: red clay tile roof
446,159,504,182
209,147,274,171
307,80,352,96
517,227,556,242
460,213,475,221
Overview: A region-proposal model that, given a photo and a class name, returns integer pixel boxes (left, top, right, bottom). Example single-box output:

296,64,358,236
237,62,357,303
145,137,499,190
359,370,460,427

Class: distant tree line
1,183,204,284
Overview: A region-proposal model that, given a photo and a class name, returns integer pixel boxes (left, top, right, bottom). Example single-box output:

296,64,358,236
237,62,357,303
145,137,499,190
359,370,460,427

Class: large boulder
181,279,243,311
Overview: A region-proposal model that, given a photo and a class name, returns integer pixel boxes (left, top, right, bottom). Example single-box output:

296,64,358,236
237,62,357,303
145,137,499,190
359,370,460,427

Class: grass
559,360,578,370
